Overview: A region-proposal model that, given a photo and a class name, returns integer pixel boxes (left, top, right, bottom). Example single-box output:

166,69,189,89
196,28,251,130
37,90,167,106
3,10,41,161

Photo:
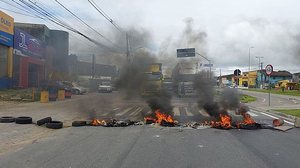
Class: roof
258,70,292,77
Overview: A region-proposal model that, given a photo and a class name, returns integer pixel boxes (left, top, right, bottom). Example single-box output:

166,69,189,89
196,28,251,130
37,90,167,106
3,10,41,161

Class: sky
1,0,300,75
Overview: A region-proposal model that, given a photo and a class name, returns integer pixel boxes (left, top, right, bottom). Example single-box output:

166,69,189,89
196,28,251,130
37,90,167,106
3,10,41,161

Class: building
257,70,292,87
238,71,257,88
293,72,300,83
0,11,14,89
48,30,69,74
219,70,293,88
218,74,235,87
13,28,46,88
14,23,70,85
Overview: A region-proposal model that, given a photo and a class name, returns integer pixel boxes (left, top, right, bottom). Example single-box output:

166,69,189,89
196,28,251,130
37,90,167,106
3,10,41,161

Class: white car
62,81,87,95
98,82,112,93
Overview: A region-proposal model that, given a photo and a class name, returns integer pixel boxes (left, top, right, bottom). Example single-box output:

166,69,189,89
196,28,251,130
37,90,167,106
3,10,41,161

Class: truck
141,63,163,96
172,62,198,97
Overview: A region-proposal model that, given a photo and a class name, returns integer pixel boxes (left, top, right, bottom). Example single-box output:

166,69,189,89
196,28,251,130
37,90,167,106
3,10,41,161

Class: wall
49,30,69,73
0,11,14,89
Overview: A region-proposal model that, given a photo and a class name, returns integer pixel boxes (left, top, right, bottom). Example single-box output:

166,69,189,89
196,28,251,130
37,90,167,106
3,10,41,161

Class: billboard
0,11,14,46
177,48,195,57
14,28,45,59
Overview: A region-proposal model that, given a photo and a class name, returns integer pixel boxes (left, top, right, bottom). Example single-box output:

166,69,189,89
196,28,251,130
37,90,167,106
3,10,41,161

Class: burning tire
36,117,52,126
0,116,15,123
72,121,86,127
15,116,32,124
46,121,63,129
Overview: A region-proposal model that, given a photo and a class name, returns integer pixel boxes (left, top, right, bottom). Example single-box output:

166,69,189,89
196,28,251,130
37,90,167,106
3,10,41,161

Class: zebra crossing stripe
199,110,210,117
116,106,135,116
129,107,143,116
173,107,180,116
184,107,194,116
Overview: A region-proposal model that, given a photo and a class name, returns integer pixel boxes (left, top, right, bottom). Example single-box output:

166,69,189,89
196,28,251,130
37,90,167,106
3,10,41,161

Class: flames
208,114,232,129
206,112,256,129
91,119,106,126
144,109,175,126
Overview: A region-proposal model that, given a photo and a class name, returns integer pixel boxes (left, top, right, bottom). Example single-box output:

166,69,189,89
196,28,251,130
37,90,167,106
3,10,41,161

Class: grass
246,88,300,97
274,109,300,117
240,94,257,103
0,88,40,101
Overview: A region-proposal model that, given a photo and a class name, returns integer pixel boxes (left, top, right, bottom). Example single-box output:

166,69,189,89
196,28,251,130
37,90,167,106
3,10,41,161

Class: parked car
98,81,112,93
62,81,87,95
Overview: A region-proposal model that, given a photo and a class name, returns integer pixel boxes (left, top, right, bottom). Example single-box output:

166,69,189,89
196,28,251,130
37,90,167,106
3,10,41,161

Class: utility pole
248,46,254,88
91,54,95,79
256,56,263,88
219,69,222,87
261,62,264,88
126,33,130,63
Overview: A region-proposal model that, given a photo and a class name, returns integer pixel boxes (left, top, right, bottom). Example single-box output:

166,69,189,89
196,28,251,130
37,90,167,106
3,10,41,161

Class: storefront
0,11,14,89
13,28,45,88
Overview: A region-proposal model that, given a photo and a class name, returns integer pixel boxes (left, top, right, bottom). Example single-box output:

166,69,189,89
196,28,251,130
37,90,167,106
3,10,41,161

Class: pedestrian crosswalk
99,105,211,119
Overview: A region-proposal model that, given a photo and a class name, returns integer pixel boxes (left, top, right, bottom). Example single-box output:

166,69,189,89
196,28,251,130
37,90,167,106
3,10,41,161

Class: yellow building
238,71,257,88
0,11,14,89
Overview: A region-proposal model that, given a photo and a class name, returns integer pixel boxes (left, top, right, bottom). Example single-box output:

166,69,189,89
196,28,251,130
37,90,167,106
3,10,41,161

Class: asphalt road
240,89,300,110
0,123,299,168
0,91,299,168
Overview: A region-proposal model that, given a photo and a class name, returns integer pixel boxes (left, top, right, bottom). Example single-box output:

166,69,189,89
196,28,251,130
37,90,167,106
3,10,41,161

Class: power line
0,6,41,18
53,0,120,49
87,0,122,32
14,0,113,51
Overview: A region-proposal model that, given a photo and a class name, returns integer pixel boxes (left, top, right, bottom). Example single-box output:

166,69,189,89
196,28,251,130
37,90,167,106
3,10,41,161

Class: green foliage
240,94,256,103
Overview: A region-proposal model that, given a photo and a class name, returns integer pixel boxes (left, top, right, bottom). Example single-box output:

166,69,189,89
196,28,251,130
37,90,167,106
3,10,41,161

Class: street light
196,52,212,78
256,56,264,88
248,46,254,72
248,46,254,88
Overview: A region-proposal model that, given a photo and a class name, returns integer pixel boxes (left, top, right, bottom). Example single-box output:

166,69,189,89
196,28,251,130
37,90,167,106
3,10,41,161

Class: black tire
0,116,15,123
36,117,52,126
15,116,32,124
46,121,63,129
72,121,86,127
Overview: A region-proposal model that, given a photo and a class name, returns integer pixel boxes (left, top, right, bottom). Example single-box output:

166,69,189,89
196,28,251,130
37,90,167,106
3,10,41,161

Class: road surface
240,89,300,110
0,92,299,168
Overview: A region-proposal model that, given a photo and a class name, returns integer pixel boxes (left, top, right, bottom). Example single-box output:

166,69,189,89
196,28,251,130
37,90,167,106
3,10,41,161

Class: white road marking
199,110,210,117
173,107,180,116
184,107,194,116
262,98,266,103
248,112,258,117
129,107,142,116
102,107,120,116
116,106,135,116
260,112,294,126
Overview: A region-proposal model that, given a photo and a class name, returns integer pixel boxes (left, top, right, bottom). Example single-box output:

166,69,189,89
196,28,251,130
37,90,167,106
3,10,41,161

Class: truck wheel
0,116,15,123
15,116,32,124
46,121,63,129
72,121,86,127
36,117,52,126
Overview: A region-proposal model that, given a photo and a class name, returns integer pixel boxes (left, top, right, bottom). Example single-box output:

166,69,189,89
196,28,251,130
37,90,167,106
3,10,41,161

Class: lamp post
248,46,254,87
196,52,212,78
255,56,264,88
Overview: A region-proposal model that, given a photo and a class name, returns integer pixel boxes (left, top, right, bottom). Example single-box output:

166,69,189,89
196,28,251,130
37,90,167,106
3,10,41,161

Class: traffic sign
265,64,273,76
177,48,195,58
234,69,241,76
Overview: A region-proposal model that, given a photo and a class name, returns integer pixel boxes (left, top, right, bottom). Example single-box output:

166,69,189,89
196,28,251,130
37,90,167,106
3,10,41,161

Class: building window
0,45,8,78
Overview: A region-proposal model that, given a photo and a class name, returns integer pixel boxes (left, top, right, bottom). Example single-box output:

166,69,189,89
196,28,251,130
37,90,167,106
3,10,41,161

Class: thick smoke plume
147,93,173,115
116,50,156,97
